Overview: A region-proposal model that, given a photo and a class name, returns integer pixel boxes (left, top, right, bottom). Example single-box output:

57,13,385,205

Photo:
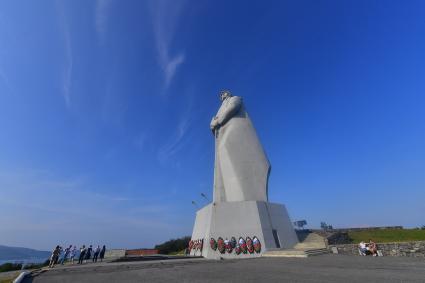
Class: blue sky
0,0,424,250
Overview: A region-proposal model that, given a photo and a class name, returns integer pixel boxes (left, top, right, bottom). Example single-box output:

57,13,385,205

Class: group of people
49,244,106,268
358,239,378,256
77,245,106,264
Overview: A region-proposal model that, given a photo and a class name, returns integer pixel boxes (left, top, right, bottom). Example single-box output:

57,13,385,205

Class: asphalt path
23,255,425,283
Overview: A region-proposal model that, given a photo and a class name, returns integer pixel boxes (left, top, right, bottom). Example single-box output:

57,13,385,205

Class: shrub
0,263,22,273
154,236,191,254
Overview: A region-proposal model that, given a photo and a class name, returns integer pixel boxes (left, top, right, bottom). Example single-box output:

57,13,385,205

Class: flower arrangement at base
210,238,217,251
225,239,233,253
253,236,261,253
230,237,237,249
238,237,247,254
235,244,241,255
246,237,254,254
217,237,225,254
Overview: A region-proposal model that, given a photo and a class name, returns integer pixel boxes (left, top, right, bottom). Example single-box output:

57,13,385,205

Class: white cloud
164,53,185,88
56,1,73,108
95,0,112,45
158,93,194,162
150,0,186,90
63,28,73,108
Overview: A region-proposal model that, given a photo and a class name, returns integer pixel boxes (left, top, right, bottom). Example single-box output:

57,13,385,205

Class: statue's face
220,91,230,101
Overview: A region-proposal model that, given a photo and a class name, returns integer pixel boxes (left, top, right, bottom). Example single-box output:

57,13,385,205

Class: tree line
154,236,191,254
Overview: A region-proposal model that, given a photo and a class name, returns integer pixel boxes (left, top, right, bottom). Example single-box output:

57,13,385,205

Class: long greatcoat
212,96,270,203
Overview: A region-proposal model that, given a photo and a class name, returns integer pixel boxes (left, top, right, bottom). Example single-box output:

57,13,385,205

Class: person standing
70,246,77,264
54,246,62,265
93,245,101,262
60,245,72,265
49,246,61,268
99,245,106,262
78,245,86,264
85,245,92,263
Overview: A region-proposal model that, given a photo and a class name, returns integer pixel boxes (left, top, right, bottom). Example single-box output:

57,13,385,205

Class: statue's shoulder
229,96,243,104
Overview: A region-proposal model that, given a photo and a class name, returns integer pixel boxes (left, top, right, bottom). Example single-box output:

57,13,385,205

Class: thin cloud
164,53,185,88
56,1,73,108
95,0,112,45
134,132,148,151
150,0,186,90
0,167,185,250
158,92,194,162
158,114,192,163
63,28,73,108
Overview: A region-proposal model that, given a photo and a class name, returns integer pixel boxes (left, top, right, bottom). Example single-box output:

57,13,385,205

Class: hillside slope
0,245,50,261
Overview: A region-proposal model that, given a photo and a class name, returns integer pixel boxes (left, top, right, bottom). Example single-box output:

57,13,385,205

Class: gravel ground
23,255,425,283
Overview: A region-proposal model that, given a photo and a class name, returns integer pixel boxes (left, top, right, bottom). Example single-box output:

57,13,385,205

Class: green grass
168,250,186,256
0,271,20,283
348,229,425,243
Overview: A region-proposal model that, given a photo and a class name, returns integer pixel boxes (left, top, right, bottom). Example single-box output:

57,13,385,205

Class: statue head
219,90,232,101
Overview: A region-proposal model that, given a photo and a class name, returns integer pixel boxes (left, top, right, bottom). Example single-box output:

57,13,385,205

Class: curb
13,271,29,283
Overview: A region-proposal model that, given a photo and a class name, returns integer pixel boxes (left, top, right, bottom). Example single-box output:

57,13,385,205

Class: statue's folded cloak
213,96,270,203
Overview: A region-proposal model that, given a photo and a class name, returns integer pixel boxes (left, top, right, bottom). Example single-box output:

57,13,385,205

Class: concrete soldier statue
190,90,298,259
210,90,270,203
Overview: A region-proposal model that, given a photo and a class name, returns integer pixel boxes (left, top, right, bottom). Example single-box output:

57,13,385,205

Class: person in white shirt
70,246,77,264
359,241,368,255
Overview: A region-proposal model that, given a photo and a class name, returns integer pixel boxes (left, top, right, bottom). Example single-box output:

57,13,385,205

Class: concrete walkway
23,255,425,283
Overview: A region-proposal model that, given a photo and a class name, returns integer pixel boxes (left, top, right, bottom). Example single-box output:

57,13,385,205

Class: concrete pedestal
190,201,298,259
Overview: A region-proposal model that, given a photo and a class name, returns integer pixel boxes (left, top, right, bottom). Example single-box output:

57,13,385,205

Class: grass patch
0,271,20,283
168,250,186,256
348,229,425,243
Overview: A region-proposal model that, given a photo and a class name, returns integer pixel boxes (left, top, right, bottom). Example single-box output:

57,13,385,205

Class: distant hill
0,245,50,261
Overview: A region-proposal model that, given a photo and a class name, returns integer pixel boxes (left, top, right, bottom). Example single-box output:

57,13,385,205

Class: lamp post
191,200,199,209
200,193,210,203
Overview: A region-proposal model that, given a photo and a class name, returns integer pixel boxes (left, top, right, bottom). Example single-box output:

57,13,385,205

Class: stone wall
104,249,126,260
330,241,425,257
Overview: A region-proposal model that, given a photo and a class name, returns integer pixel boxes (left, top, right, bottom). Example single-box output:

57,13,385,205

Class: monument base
190,201,298,259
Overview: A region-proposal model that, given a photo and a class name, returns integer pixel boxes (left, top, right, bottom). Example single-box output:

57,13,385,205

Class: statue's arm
216,96,242,126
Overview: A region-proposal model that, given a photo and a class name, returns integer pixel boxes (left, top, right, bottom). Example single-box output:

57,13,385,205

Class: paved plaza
23,255,425,283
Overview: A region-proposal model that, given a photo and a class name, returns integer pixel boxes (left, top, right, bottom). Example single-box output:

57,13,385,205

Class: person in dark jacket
99,245,106,262
49,246,61,268
92,245,101,262
78,245,86,264
85,245,92,262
